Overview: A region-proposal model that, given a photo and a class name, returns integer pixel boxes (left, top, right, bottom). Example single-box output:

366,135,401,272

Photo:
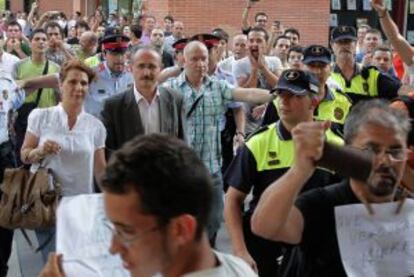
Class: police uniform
330,26,401,104
85,28,133,118
224,70,343,277
263,45,353,136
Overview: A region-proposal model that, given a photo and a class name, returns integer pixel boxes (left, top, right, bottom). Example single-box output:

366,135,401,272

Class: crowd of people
0,0,413,276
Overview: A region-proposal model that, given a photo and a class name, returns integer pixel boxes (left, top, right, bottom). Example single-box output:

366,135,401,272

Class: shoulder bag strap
34,60,49,107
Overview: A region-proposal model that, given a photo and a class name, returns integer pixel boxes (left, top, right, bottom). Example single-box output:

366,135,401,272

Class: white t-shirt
0,52,20,76
182,251,257,277
232,55,282,90
27,104,106,196
219,56,236,73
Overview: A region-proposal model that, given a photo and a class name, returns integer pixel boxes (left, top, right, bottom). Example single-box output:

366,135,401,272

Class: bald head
183,41,208,59
183,41,208,81
131,47,162,92
79,31,98,55
80,31,98,45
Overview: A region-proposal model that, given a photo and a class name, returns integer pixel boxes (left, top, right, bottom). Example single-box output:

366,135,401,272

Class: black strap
20,228,54,253
34,60,49,107
186,94,204,118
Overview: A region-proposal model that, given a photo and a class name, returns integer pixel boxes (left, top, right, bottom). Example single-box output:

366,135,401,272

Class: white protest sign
56,194,129,277
335,199,414,277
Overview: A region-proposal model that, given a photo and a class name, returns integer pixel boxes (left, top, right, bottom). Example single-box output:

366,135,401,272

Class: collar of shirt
276,120,292,141
333,62,362,78
322,85,335,102
176,71,213,89
57,103,86,125
133,84,160,105
214,66,235,85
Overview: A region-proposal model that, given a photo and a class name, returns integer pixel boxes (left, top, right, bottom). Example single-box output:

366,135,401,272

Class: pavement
7,225,232,277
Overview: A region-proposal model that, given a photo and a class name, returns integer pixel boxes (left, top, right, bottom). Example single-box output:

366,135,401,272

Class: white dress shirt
133,85,161,134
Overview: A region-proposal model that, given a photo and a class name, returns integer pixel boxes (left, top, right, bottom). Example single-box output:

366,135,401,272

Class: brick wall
148,0,330,46
11,0,330,46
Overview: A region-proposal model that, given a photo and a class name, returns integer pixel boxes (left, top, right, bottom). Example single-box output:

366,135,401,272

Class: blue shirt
163,72,235,174
86,62,134,117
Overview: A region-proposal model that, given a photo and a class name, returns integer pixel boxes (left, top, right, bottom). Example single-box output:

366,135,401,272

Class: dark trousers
243,213,282,277
0,141,16,277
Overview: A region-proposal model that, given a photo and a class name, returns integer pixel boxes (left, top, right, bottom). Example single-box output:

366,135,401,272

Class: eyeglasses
355,145,407,162
104,220,161,248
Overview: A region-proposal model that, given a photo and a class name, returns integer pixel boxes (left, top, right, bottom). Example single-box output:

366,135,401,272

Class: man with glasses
241,0,268,36
251,99,410,276
40,134,257,277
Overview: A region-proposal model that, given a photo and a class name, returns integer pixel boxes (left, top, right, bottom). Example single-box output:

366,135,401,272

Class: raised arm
251,121,329,243
372,0,414,65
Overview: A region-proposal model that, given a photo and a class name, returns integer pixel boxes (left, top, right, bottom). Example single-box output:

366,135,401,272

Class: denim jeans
206,172,224,244
35,227,56,264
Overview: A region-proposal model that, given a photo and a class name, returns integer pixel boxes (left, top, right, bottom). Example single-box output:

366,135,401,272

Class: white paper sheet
56,194,129,277
335,199,414,277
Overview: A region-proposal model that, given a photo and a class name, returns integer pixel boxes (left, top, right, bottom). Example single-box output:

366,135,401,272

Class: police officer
329,25,401,104
86,28,134,117
263,45,353,136
224,69,343,277
0,75,26,277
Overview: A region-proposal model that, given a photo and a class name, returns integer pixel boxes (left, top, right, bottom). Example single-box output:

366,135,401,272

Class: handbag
0,165,61,230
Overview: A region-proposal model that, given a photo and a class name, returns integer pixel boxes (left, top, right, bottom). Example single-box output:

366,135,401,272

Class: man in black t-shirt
251,99,411,277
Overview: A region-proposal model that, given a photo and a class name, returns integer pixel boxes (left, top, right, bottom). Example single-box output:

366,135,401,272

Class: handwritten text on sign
335,199,414,277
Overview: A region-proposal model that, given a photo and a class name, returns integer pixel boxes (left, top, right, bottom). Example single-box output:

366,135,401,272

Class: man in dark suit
101,47,185,156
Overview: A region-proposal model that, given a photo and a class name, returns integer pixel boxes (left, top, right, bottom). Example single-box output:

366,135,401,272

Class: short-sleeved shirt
281,180,359,277
86,62,134,117
0,75,25,144
27,104,106,196
233,56,282,134
163,72,234,174
0,52,20,76
224,121,340,215
13,58,60,108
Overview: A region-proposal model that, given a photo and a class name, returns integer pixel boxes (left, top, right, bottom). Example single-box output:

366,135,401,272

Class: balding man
163,41,276,245
101,47,186,156
219,34,248,73
73,31,98,61
165,21,185,50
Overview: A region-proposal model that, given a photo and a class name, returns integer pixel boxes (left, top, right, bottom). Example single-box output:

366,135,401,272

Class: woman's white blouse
27,104,106,196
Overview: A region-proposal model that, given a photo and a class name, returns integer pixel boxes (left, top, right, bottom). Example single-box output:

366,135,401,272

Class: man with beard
251,99,410,277
150,27,174,69
233,27,282,135
329,26,401,105
219,34,248,73
86,29,133,118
